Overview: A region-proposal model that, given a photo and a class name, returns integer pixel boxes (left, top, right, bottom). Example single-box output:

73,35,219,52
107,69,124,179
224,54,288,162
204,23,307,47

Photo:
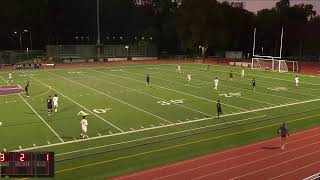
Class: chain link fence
46,44,158,61
0,50,44,65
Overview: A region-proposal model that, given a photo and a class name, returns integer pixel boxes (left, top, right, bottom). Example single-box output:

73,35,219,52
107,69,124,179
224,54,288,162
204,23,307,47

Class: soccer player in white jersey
52,94,59,112
177,65,182,73
8,72,13,83
213,77,219,90
80,116,88,139
241,68,245,78
295,75,299,87
187,73,191,83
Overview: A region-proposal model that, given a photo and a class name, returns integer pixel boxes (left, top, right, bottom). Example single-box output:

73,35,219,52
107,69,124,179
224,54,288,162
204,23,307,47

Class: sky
221,0,320,14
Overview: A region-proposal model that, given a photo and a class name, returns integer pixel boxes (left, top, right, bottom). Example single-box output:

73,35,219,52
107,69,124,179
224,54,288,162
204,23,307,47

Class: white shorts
54,103,58,108
82,126,87,133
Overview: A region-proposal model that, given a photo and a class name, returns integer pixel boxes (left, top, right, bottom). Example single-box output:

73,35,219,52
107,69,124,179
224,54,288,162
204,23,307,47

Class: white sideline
22,72,125,133
57,115,266,156
79,73,214,118
13,115,265,152
0,75,64,143
90,69,246,111
47,71,173,124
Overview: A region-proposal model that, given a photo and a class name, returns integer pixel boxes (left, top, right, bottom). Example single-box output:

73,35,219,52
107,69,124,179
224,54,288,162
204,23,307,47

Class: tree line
0,0,319,58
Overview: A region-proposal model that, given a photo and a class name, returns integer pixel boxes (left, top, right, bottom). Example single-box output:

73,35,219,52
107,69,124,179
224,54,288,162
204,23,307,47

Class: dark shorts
281,134,287,138
47,105,52,109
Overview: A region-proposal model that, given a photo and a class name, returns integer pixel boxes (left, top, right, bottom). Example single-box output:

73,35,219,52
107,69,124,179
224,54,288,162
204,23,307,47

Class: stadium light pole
96,0,101,45
14,31,23,51
24,30,33,50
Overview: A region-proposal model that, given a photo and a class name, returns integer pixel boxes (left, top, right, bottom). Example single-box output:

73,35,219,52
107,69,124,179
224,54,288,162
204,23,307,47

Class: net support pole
280,27,284,59
253,28,256,57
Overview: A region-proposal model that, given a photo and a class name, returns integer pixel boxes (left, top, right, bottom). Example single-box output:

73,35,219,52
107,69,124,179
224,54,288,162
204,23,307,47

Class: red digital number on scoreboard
15,153,30,162
0,153,6,161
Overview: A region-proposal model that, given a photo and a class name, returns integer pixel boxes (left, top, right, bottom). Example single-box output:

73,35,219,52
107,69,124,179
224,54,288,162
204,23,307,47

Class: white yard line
10,95,320,152
79,73,214,118
46,71,173,125
183,64,320,94
152,66,300,102
22,72,125,133
121,69,276,106
161,66,301,102
0,74,64,143
90,69,246,111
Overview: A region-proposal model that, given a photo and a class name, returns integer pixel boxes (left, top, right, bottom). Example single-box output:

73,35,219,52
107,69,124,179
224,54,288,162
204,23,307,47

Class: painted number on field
267,87,287,91
157,99,185,106
77,111,90,116
78,108,111,116
219,92,241,98
92,108,111,114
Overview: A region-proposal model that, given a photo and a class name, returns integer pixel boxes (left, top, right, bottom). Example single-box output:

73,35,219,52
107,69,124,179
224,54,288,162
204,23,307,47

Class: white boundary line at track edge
16,115,265,154
22,72,125,133
0,74,64,143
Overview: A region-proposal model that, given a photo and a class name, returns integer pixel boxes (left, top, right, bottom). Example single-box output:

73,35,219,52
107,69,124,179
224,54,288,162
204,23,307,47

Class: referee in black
25,82,30,97
252,78,256,91
146,74,150,86
216,100,222,118
278,123,290,150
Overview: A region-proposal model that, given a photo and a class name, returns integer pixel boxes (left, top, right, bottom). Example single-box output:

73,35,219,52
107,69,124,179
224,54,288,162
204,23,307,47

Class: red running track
113,127,320,180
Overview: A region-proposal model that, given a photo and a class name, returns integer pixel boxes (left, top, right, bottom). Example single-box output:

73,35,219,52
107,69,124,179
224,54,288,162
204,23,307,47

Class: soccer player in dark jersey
47,95,53,116
229,71,233,80
146,74,150,86
216,100,222,118
25,82,30,97
252,78,256,91
278,123,290,150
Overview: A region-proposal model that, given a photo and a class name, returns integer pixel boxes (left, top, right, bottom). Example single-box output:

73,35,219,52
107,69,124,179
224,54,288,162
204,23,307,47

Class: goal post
251,58,298,72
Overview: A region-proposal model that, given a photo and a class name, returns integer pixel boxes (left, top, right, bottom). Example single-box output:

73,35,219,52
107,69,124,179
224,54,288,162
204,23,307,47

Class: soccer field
1,62,320,179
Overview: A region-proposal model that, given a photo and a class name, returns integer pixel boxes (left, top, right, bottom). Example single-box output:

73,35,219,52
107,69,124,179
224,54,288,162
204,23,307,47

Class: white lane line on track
150,132,320,180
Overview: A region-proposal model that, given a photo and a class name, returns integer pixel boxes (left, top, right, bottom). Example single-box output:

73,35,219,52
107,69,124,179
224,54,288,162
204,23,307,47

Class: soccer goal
251,58,298,72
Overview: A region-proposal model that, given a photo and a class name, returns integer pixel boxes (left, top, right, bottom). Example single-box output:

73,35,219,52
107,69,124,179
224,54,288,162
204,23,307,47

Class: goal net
251,58,298,72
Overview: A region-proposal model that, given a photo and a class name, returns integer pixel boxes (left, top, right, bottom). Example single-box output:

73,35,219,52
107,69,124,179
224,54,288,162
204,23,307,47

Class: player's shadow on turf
261,146,280,150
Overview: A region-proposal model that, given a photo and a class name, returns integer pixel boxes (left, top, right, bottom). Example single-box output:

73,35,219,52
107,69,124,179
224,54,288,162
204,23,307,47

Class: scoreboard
0,152,54,178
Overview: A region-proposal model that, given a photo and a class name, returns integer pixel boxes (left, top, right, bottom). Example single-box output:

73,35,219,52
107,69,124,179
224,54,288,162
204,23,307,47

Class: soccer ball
0,122,2,126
